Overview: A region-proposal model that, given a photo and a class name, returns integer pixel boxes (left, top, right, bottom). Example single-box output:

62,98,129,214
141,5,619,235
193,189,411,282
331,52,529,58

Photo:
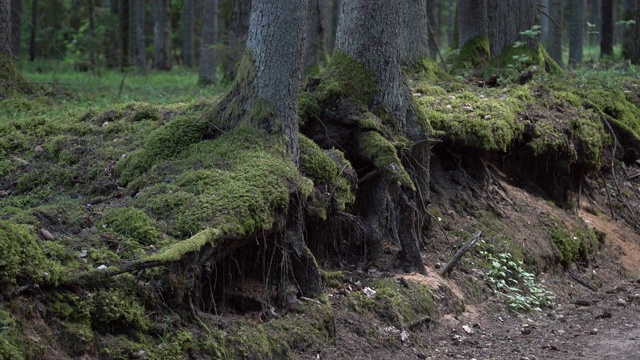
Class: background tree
570,0,585,65
199,0,217,85
457,0,489,67
427,0,439,58
10,0,20,56
219,0,250,82
182,0,194,68
400,0,430,66
119,0,130,68
1,0,24,88
303,0,324,73
547,0,564,65
153,0,172,70
487,0,537,58
623,0,638,59
633,0,640,64
601,0,613,57
134,0,146,72
28,0,36,61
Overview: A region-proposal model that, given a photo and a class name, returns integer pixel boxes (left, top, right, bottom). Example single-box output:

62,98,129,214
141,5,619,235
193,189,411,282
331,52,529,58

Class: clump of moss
371,278,435,327
0,220,66,290
544,217,596,266
456,35,491,70
98,207,162,246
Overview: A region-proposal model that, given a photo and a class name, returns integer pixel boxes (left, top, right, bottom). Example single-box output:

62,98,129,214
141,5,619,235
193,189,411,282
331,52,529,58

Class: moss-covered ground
1,56,640,358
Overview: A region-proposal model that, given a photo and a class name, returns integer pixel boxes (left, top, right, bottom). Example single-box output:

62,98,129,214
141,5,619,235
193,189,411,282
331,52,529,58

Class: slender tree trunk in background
548,0,564,65
327,0,339,55
600,0,613,57
633,0,640,64
182,0,194,68
458,0,487,48
119,0,130,69
487,0,537,57
427,0,438,58
622,0,636,59
135,0,146,72
128,0,135,66
401,0,429,66
221,0,250,82
541,0,550,46
10,0,20,56
447,0,455,47
88,0,95,68
153,0,172,70
106,0,119,68
336,0,426,273
0,0,12,57
199,0,217,85
303,0,324,72
29,0,36,61
569,0,585,66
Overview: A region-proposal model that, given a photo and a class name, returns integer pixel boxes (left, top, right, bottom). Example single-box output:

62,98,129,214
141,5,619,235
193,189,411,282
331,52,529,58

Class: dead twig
567,270,598,292
439,231,482,277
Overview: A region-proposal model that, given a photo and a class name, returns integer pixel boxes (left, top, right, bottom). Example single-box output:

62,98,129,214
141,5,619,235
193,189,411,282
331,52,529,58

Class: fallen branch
439,231,482,277
567,270,598,292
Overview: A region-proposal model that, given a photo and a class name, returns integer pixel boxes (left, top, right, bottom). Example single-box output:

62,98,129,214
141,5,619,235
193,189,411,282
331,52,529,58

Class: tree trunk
548,0,564,65
335,0,426,273
569,0,585,66
153,0,172,70
128,0,135,66
600,0,613,57
633,0,640,64
458,0,487,47
487,0,537,57
119,0,130,69
220,0,250,82
88,0,95,69
0,0,11,57
198,0,217,85
29,0,36,61
182,0,194,68
10,0,20,56
400,0,429,66
135,0,146,72
327,0,339,55
540,0,550,46
303,0,324,72
622,0,636,59
427,0,438,58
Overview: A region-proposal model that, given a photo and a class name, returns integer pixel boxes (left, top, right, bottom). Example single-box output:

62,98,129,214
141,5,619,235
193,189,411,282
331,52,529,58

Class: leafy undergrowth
1,62,640,359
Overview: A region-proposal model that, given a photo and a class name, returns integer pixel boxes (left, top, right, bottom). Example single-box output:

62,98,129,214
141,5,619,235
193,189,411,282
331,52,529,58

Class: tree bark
401,0,430,66
487,0,537,57
633,0,640,64
182,0,195,68
0,0,11,56
10,0,20,56
327,0,339,55
600,0,613,57
548,0,564,65
426,0,438,58
153,0,172,70
28,0,36,61
569,0,585,66
134,0,146,72
88,0,95,69
199,0,217,85
458,0,487,48
119,0,130,69
622,0,636,59
303,0,324,72
220,0,250,82
335,0,426,273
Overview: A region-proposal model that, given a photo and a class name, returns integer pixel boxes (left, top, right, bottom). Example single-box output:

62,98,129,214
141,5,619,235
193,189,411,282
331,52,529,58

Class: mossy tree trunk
456,0,489,68
487,0,537,57
331,0,427,273
198,0,217,85
569,0,585,66
548,0,564,65
400,0,429,66
152,0,172,70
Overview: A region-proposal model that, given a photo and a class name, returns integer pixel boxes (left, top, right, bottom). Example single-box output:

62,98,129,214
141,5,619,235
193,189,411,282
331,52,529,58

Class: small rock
400,330,410,343
462,105,474,112
363,287,377,298
617,298,627,306
79,249,88,258
448,95,456,99
102,121,110,127
120,153,127,159
445,104,452,109
627,293,640,302
96,265,108,270
132,350,146,359
462,325,474,334
39,228,55,241
484,115,492,120
34,145,43,153
434,262,443,269
412,92,423,97
478,94,486,98
589,328,599,335
42,272,50,280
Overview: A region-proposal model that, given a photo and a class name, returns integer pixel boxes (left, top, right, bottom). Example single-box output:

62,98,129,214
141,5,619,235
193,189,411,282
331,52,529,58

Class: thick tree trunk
548,0,564,65
303,0,324,72
487,0,537,57
0,0,11,56
401,0,430,66
622,0,636,59
541,0,550,46
335,0,426,273
119,0,130,69
633,0,640,64
153,0,172,70
134,0,146,72
28,0,36,61
10,0,20,56
569,0,585,66
458,0,487,47
199,0,217,85
327,0,339,55
600,0,613,57
182,0,194,68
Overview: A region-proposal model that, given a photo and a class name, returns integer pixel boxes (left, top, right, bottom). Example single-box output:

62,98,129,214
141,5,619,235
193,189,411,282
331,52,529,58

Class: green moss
456,35,491,70
417,88,526,152
544,218,595,266
98,207,162,246
359,131,415,189
407,56,453,83
371,278,435,327
0,220,66,290
580,88,640,142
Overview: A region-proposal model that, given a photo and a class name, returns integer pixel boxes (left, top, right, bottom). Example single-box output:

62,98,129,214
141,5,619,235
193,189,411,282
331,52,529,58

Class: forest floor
2,63,640,359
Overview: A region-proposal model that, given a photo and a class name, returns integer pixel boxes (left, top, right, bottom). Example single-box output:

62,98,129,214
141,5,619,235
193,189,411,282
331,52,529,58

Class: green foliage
479,243,555,312
544,218,596,266
98,207,162,246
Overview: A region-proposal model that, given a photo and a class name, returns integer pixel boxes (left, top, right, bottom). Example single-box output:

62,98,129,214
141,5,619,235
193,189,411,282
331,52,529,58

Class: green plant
479,242,555,312
509,25,542,70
